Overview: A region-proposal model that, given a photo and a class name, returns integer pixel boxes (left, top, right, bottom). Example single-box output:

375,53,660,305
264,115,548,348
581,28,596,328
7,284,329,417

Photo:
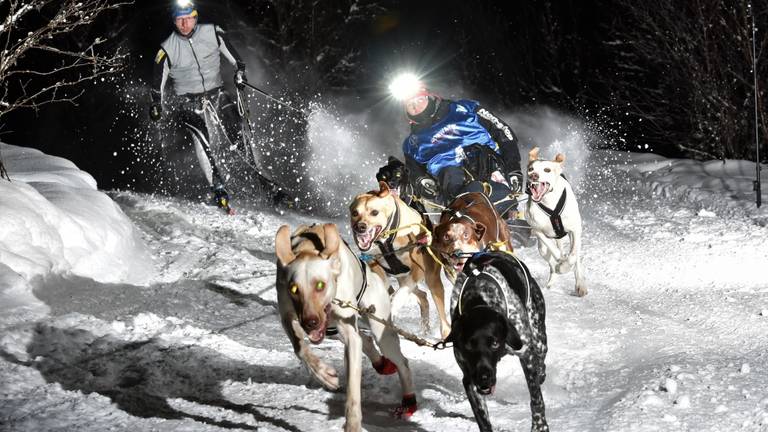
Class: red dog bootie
372,356,398,375
391,393,417,419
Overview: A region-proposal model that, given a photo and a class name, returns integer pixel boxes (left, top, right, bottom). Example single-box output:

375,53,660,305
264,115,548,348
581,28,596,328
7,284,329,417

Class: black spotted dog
445,251,548,432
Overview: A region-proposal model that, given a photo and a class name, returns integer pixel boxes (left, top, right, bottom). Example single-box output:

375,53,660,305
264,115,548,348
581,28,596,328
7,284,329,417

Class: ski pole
239,82,308,116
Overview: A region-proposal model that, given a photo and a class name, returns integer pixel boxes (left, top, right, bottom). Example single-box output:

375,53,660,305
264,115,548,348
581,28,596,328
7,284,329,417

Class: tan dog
275,223,417,431
525,147,587,296
432,192,513,275
349,181,450,338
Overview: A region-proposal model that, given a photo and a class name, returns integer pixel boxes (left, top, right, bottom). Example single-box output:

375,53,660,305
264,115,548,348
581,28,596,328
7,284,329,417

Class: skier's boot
213,186,235,215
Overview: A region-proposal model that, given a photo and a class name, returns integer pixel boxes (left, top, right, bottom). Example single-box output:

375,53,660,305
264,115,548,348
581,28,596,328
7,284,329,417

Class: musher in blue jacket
378,83,524,218
148,0,251,211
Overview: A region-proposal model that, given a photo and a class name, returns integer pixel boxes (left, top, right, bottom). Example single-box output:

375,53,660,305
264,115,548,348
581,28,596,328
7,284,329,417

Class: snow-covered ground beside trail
0,143,152,326
1,143,767,432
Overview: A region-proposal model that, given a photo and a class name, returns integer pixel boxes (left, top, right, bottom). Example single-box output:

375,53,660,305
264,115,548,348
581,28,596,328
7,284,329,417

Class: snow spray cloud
504,106,596,193
304,102,393,212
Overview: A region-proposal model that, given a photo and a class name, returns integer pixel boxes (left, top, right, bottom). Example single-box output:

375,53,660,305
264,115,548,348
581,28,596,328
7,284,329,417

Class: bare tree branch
0,0,131,120
596,0,766,160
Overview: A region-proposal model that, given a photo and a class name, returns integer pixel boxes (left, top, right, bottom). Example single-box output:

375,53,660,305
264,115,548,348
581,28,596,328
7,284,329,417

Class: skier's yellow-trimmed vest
160,24,223,96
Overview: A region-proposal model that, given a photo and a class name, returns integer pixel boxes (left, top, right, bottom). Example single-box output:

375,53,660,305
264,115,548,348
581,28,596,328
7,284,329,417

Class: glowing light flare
388,73,424,101
176,0,194,8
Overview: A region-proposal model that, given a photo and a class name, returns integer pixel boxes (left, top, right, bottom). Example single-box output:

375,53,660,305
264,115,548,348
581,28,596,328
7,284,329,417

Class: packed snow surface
1,144,767,431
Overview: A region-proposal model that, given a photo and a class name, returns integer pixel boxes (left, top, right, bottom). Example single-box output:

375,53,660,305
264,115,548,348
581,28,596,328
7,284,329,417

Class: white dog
275,223,417,432
524,147,587,296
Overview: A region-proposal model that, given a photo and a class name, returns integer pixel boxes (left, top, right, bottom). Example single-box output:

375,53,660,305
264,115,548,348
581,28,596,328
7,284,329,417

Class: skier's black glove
149,104,162,122
507,170,523,194
234,69,247,89
376,156,407,189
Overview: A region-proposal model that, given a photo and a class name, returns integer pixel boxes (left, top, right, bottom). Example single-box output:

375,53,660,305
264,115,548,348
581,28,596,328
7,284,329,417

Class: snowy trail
2,151,768,431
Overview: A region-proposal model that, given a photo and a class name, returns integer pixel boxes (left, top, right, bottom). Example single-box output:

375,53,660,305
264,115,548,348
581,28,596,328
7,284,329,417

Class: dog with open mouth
446,251,549,432
432,192,513,277
525,147,587,296
275,223,417,431
349,181,451,338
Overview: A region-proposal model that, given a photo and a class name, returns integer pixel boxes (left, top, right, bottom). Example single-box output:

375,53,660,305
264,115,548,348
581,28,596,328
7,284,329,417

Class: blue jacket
402,100,499,177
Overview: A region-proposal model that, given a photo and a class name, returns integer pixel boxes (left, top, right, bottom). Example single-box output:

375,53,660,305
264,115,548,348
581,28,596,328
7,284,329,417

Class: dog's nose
304,316,320,330
354,222,367,233
529,172,539,181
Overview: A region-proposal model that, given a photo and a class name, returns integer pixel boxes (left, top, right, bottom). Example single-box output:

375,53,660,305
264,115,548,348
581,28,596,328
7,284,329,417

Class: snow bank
611,151,768,223
0,143,153,317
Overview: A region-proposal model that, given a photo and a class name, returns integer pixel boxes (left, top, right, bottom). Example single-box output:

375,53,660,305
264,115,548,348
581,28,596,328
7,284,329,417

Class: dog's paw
309,361,340,390
390,393,417,419
575,284,588,297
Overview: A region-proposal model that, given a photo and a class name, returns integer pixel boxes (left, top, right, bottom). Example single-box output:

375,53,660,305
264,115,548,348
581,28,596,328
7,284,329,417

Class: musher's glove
234,69,247,88
507,170,523,194
376,156,406,189
149,104,162,122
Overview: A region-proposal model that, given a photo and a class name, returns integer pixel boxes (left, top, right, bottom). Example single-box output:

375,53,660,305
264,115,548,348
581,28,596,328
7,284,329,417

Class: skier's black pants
169,89,244,190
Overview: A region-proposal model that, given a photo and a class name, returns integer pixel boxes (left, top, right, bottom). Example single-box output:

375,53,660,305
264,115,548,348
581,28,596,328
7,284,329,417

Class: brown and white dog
275,223,417,431
432,192,513,276
349,181,451,338
525,147,587,296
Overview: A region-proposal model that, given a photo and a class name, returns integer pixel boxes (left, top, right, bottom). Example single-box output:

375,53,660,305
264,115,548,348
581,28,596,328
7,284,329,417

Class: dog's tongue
355,227,379,251
308,327,326,344
531,182,548,202
356,231,372,249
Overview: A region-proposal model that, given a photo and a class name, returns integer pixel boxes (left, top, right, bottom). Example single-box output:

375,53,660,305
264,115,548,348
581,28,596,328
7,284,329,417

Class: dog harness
456,252,532,316
536,188,568,239
455,252,533,357
373,203,413,276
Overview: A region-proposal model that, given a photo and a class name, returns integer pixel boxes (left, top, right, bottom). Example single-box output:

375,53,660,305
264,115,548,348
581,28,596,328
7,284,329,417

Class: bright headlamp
388,73,424,101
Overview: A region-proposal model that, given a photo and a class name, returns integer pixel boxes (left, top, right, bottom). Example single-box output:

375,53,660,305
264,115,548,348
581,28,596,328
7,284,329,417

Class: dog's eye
544,168,551,173
315,281,325,291
462,230,470,240
351,210,359,217
489,338,500,349
371,210,379,216
289,283,299,295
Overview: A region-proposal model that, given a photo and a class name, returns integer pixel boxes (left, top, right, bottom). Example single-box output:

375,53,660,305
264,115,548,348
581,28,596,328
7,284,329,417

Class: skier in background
148,0,250,212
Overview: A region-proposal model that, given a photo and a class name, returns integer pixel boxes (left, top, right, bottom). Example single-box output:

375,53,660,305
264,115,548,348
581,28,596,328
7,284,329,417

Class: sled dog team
274,148,585,432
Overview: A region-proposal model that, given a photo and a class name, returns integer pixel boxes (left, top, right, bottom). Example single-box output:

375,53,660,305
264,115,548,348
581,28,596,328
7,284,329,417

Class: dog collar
535,188,568,239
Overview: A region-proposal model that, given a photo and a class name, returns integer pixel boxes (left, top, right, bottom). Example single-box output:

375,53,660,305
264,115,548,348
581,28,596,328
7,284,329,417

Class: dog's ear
319,223,340,259
473,222,487,241
275,225,296,267
377,180,391,198
528,147,540,162
554,153,565,164
330,255,341,276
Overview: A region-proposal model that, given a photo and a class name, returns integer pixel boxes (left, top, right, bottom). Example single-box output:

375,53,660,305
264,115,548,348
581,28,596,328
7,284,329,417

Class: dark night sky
2,0,762,192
